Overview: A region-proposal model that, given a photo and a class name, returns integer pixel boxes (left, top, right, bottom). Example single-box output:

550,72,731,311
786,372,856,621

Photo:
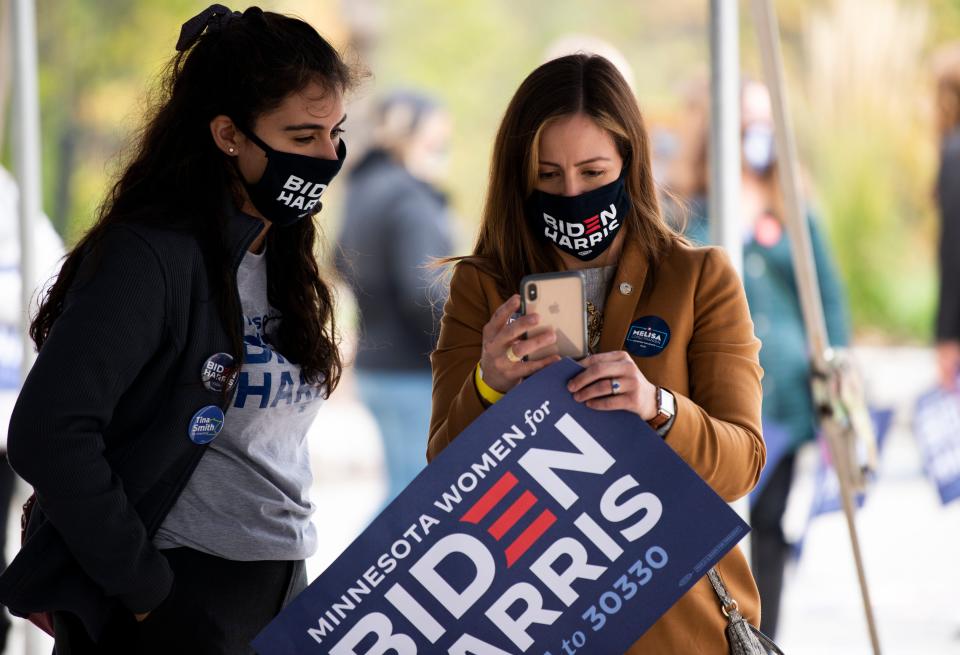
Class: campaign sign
749,421,791,508
253,358,749,655
808,408,893,520
913,388,960,505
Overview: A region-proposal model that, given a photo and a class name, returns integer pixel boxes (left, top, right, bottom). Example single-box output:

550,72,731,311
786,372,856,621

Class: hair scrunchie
175,4,242,52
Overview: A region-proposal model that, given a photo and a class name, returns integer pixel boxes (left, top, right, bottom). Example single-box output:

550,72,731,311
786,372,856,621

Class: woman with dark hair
428,54,765,652
0,5,358,653
933,43,960,391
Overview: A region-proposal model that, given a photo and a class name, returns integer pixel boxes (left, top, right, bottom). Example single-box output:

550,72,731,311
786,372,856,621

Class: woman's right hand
479,294,561,393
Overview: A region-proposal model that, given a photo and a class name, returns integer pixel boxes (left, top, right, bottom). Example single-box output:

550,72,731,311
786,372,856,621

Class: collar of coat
597,235,651,353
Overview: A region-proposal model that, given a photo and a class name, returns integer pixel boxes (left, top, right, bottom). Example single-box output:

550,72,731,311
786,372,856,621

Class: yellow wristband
474,363,505,406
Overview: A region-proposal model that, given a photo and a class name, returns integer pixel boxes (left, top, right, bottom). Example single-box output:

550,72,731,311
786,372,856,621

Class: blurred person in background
0,6,361,652
666,78,850,637
429,54,766,653
336,91,453,507
0,166,65,653
933,43,960,392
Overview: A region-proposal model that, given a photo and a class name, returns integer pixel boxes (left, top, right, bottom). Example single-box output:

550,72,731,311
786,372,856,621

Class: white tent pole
0,0,12,152
12,3,48,653
709,0,742,274
12,0,41,379
709,0,750,558
750,1,882,652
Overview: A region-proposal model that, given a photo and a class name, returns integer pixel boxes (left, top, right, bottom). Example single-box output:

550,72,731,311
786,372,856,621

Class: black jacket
335,150,452,371
0,206,263,640
938,128,960,341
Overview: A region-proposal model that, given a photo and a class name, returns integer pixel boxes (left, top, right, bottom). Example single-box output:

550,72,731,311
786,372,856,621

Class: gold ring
506,345,522,363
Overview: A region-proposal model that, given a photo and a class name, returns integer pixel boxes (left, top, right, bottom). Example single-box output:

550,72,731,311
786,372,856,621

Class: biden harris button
201,352,238,393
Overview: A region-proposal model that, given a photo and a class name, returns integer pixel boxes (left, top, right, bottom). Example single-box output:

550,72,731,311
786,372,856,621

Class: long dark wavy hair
30,7,359,393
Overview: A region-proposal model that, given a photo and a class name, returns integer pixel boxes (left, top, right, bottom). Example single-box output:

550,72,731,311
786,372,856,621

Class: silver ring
611,379,621,395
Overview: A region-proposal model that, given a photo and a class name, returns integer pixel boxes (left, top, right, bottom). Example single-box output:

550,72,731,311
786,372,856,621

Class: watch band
647,386,676,436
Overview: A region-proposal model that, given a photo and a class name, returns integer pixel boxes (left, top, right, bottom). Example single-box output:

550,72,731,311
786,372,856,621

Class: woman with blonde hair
428,53,765,652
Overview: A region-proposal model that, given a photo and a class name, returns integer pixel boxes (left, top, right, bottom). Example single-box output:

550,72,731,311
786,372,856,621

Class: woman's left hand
567,351,658,420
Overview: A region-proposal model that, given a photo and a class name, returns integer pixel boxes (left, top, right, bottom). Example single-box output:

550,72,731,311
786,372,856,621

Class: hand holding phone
478,295,561,394
520,272,588,361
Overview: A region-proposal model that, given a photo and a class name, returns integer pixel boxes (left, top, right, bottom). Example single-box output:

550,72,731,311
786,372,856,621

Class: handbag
19,493,56,637
706,567,785,655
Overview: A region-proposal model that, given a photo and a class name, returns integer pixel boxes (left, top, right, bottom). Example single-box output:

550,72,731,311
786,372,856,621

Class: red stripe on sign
584,218,600,226
488,490,537,541
505,509,557,567
460,472,518,524
585,225,601,234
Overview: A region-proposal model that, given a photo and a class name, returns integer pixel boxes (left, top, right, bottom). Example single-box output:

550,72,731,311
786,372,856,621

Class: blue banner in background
253,358,749,655
913,388,960,505
749,421,791,508
808,408,894,520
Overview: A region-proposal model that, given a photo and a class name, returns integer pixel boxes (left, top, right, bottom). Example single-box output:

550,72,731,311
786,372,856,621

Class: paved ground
775,347,960,654
4,346,959,654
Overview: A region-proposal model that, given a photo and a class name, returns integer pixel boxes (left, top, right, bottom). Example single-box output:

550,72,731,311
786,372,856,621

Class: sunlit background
9,0,959,338
3,1,960,654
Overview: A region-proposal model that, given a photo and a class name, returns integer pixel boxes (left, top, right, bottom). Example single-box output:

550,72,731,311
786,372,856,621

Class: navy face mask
526,174,630,261
238,126,346,227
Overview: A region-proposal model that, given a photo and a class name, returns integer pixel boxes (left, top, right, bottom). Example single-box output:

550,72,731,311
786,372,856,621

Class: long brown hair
666,78,788,224
30,7,359,393
454,54,678,299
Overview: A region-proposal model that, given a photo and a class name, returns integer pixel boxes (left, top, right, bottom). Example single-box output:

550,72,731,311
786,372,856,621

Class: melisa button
201,352,238,393
188,405,225,445
623,316,671,357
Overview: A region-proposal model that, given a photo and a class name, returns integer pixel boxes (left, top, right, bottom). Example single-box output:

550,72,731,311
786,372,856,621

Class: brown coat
427,235,765,654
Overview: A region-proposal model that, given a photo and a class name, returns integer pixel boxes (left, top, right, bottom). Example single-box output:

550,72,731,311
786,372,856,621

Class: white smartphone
520,271,588,361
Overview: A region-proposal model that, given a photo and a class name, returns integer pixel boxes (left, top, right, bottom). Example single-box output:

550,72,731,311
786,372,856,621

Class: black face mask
526,174,630,261
238,126,346,227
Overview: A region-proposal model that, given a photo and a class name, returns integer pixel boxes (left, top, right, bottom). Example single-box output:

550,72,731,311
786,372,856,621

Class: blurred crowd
2,9,960,655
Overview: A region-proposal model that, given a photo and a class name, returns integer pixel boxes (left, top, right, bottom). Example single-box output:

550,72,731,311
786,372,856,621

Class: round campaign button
754,211,783,248
188,405,225,445
623,316,671,357
201,353,238,393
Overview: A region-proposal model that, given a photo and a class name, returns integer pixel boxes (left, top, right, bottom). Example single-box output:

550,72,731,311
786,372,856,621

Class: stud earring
228,147,236,154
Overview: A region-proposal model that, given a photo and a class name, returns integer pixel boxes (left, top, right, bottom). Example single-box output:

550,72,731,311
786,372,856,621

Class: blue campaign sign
913,388,960,505
808,407,894,520
253,358,748,655
749,421,791,508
